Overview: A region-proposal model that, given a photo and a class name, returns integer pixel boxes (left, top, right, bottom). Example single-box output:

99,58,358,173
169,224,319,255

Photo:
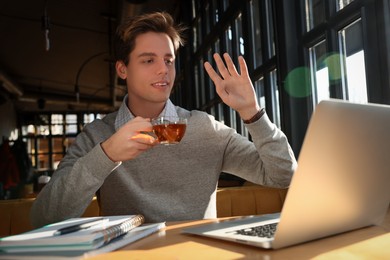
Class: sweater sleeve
30,124,120,228
221,112,297,188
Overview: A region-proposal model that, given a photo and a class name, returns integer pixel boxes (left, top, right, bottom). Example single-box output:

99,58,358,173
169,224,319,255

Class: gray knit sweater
31,105,297,227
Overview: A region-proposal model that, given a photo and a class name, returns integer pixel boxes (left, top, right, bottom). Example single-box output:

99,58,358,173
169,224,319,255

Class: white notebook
0,215,165,259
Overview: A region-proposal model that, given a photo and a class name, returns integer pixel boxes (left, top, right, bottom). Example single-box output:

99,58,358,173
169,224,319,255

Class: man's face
124,32,176,107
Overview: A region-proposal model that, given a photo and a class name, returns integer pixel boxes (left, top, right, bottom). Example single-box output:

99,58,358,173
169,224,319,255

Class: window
305,0,326,31
20,112,105,172
249,0,263,67
304,0,371,106
309,40,330,105
175,0,284,184
175,0,390,158
264,0,276,59
180,0,281,133
338,19,367,103
254,78,266,109
270,70,281,127
337,0,355,11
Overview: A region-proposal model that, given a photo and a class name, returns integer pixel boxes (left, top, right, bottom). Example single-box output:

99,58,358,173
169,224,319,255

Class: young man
31,12,297,227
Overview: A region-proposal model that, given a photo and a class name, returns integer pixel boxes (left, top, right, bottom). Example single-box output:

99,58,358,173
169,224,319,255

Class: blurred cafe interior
1,0,390,199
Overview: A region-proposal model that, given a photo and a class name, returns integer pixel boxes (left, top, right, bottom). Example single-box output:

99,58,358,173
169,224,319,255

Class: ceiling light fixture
42,0,50,51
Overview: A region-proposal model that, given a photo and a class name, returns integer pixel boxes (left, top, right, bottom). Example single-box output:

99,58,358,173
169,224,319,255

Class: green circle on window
321,53,342,81
284,67,312,98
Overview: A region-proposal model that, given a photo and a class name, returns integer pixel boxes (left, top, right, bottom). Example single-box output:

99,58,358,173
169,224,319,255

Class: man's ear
116,61,127,79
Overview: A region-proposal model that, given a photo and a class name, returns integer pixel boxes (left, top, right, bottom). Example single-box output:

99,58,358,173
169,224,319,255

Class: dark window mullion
48,113,53,170
361,1,388,103
241,0,254,72
263,73,275,122
262,0,274,60
260,0,279,121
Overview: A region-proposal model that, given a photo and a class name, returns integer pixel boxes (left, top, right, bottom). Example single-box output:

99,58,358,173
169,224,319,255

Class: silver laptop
183,99,390,249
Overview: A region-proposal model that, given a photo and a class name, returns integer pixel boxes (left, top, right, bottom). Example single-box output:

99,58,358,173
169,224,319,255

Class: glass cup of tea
151,116,187,145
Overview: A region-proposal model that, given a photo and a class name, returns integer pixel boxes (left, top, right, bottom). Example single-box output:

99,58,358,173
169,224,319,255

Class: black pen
53,217,108,236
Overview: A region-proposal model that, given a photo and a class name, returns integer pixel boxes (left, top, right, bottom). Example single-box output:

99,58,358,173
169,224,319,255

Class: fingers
101,117,158,162
212,53,230,79
204,61,222,85
204,53,242,81
212,53,239,79
238,56,249,77
222,53,239,77
130,133,158,146
123,116,153,133
125,140,156,160
127,119,158,147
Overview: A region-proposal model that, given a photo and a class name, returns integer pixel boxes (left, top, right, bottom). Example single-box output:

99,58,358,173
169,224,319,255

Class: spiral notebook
0,215,165,258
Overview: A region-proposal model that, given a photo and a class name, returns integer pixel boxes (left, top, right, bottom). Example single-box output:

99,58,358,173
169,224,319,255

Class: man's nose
156,60,169,74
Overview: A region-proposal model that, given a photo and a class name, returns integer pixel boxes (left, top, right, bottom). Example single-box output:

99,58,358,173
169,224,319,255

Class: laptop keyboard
233,223,278,238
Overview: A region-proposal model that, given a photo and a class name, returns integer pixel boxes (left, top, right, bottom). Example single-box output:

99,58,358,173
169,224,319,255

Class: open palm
204,53,260,119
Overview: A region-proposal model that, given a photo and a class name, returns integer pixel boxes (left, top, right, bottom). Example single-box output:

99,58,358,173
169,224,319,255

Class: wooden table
90,208,390,259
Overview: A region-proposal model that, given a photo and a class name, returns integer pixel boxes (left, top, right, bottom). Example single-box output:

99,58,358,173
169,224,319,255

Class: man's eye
165,59,173,65
143,59,153,63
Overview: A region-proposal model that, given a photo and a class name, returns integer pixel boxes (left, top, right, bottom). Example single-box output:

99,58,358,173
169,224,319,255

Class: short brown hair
114,12,186,65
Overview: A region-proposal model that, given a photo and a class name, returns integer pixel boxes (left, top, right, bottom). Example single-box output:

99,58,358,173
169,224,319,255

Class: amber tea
151,117,187,145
